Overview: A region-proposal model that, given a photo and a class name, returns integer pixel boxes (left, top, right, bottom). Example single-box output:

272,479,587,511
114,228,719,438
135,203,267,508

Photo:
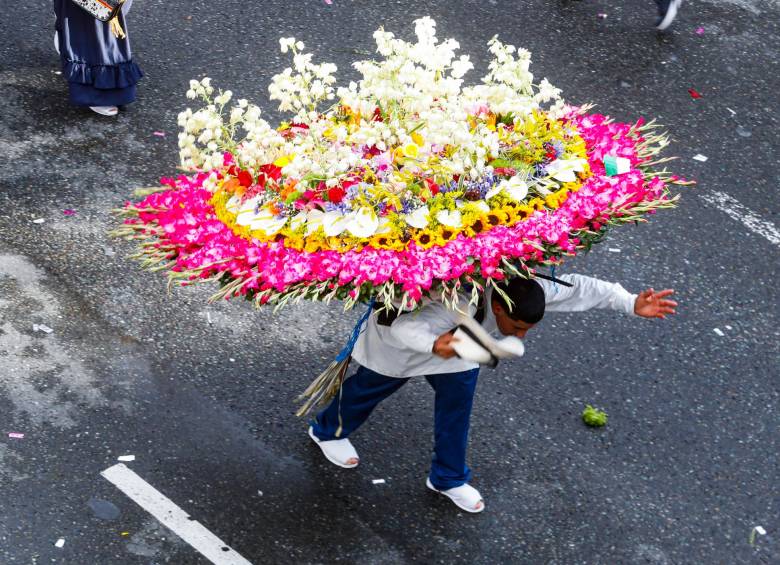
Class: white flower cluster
175,17,565,193
268,38,338,122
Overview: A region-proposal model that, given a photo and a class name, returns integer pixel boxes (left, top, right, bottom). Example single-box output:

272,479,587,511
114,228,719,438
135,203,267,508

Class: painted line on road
101,464,253,565
700,191,780,247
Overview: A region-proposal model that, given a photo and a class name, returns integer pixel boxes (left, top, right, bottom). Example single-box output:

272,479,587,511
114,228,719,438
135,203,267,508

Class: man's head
490,277,545,338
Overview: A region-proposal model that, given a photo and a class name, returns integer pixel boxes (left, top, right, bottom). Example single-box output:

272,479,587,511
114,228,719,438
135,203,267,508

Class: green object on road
582,405,608,427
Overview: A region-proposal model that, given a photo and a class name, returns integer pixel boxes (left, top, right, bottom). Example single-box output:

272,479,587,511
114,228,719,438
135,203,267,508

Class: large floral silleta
113,18,687,314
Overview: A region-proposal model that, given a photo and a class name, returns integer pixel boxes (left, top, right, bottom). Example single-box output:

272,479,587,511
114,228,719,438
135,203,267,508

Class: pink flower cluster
125,114,672,305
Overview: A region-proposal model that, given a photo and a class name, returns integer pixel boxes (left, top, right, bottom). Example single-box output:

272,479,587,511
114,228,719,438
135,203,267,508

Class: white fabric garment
350,274,637,378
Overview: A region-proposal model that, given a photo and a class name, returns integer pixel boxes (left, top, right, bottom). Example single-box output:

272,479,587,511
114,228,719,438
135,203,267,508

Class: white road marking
700,191,780,247
101,464,253,565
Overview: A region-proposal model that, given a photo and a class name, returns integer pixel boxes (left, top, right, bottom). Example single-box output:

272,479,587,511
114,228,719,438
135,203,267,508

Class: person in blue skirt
54,0,143,116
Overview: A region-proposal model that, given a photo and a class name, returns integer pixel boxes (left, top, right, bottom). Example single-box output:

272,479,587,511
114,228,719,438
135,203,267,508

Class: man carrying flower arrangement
308,275,677,513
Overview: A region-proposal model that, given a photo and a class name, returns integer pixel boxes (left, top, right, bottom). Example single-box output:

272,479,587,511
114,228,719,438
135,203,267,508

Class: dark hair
491,277,545,324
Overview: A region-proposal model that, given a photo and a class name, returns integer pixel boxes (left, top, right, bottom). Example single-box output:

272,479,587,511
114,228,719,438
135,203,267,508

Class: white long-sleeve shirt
350,274,638,378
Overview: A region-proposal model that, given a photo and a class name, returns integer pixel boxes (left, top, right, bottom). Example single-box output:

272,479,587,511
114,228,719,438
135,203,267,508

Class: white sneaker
308,426,359,468
426,477,485,513
90,106,119,116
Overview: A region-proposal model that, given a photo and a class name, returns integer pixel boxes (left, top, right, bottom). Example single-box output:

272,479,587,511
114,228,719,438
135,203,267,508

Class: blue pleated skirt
54,0,143,107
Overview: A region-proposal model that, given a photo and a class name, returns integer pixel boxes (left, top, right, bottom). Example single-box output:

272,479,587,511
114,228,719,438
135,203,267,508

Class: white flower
322,210,349,236
436,209,462,228
225,195,242,214
545,158,587,183
305,209,324,236
243,207,286,235
502,176,529,201
279,37,296,53
346,207,379,238
486,176,528,201
376,217,393,234
290,212,307,232
234,197,263,226
404,206,430,229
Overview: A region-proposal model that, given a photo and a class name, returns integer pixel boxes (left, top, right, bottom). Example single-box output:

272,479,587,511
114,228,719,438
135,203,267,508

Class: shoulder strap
474,293,486,324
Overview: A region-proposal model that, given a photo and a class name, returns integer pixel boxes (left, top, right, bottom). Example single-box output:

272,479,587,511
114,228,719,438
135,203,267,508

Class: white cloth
350,274,637,378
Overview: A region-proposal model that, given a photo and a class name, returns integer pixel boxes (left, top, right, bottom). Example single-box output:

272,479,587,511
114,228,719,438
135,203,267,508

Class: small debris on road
713,328,725,336
582,405,608,427
8,432,25,439
55,538,65,548
33,324,54,334
117,455,136,462
693,154,708,162
749,525,767,545
372,479,386,484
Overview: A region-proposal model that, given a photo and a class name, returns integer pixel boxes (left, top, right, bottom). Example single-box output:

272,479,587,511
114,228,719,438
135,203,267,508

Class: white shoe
426,477,485,513
308,426,359,468
90,106,119,116
54,31,60,55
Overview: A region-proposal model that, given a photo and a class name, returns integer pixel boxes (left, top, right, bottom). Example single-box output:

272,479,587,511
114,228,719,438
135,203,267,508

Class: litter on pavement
8,432,25,439
372,479,386,484
33,324,54,334
693,154,708,162
713,328,725,336
32,218,45,224
55,539,65,548
117,455,136,462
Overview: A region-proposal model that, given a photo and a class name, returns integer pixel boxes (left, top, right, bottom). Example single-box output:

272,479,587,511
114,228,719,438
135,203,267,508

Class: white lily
346,206,379,238
485,176,528,201
405,206,430,229
225,195,242,214
546,158,587,183
376,216,393,234
305,209,325,236
436,209,462,228
290,211,307,232
323,210,350,236
248,207,287,235
234,196,263,226
503,177,529,201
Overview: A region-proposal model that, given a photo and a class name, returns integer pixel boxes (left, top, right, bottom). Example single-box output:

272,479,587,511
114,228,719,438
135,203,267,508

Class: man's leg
425,368,480,490
311,365,409,440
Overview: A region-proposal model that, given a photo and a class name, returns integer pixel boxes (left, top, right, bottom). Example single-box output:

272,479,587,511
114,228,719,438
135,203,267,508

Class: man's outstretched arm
540,274,677,318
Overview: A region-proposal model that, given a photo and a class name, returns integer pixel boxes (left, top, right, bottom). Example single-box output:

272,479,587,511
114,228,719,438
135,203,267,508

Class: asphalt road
1,1,778,563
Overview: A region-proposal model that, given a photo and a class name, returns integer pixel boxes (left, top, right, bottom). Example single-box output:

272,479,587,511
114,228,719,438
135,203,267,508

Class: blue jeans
311,365,480,490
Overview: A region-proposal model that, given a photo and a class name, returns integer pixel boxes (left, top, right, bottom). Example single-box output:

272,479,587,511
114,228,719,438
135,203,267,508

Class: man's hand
432,331,459,358
634,288,677,319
